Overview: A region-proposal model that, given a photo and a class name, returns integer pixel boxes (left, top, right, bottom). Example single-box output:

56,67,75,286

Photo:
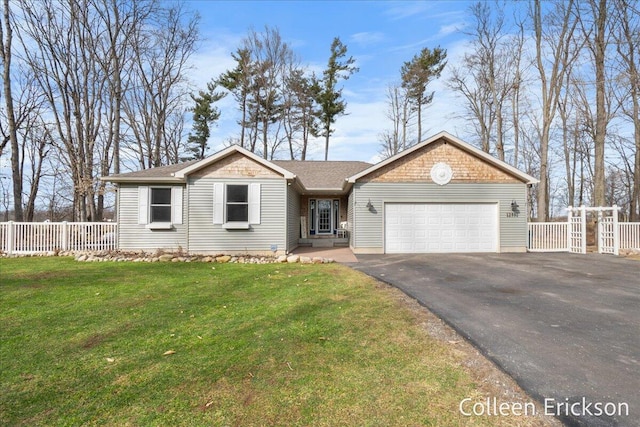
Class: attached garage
346,132,538,254
385,203,498,253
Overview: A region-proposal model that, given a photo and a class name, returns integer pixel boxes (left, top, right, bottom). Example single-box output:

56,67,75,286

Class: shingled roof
273,160,371,191
103,146,371,191
106,159,200,180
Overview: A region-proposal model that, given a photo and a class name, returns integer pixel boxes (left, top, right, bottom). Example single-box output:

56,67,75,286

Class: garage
385,203,498,253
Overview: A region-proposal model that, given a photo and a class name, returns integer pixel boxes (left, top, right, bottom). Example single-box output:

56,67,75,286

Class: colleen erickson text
460,397,629,418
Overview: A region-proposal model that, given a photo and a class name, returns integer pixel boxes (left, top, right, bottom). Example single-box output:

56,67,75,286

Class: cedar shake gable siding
359,139,521,184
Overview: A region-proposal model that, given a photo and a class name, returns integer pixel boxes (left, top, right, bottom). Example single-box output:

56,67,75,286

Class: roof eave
174,145,295,179
298,187,350,196
100,176,186,184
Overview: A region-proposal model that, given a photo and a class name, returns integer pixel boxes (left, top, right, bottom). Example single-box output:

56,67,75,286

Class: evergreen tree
316,37,358,161
218,48,253,149
401,47,447,143
185,81,226,160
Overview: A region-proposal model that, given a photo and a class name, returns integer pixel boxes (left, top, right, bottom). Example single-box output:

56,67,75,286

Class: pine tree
401,47,447,144
316,37,359,161
185,81,226,160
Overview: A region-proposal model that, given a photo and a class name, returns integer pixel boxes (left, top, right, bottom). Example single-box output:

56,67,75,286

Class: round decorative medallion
430,162,453,185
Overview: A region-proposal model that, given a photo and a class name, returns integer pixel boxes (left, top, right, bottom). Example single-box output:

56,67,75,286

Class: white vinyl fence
528,222,640,253
527,222,568,252
619,223,640,250
0,221,117,254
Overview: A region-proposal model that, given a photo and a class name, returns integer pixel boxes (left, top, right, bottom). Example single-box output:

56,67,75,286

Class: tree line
1,0,639,222
2,0,198,221
396,0,639,221
191,27,358,162
1,0,360,222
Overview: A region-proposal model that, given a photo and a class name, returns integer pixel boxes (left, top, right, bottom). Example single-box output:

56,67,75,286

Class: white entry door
385,203,498,253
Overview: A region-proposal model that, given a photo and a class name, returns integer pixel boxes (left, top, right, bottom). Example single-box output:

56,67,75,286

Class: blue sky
186,1,477,162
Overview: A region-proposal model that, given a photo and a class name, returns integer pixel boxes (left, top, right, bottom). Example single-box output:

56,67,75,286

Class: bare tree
612,0,640,219
379,83,414,159
124,2,199,168
576,0,615,208
281,66,318,160
246,26,295,159
531,0,580,221
17,0,108,221
447,2,523,161
0,0,23,220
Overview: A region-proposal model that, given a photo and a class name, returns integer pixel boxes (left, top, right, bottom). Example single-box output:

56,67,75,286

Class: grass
1,257,545,426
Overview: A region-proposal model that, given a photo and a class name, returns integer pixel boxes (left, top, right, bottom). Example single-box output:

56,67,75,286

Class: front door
317,199,333,234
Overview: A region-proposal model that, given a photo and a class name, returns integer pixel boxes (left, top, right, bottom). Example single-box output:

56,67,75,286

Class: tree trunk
1,0,23,221
591,0,607,207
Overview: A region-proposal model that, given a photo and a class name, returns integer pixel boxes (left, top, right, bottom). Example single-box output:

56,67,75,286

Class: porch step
312,239,335,248
298,238,349,248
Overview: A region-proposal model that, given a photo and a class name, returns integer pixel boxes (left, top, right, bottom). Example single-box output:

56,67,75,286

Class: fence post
597,209,603,254
613,205,619,256
61,221,68,251
567,207,573,252
7,221,14,255
580,205,587,254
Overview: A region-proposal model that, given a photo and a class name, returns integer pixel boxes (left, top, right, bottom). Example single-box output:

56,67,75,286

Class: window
213,182,260,227
138,186,182,227
150,188,172,222
226,184,248,222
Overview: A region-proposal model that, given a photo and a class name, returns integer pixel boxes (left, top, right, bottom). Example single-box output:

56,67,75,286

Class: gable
189,152,283,179
359,139,521,184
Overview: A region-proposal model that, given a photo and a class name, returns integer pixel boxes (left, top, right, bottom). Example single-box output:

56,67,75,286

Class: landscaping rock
312,257,324,264
277,255,288,263
286,255,299,263
158,254,173,262
216,255,231,263
300,256,312,264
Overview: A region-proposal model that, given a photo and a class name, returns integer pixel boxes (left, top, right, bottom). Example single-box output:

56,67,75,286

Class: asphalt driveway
350,253,640,426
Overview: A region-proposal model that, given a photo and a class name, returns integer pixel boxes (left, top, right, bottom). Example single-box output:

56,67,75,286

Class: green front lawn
1,258,541,426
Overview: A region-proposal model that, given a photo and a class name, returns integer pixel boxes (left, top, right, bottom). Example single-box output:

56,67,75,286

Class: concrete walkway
291,246,358,263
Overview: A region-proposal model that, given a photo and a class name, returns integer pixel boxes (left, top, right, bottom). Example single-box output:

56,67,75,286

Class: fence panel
599,217,617,255
0,222,117,254
0,222,7,253
619,223,640,250
527,222,568,252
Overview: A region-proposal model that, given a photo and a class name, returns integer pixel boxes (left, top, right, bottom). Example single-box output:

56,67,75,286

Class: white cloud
188,31,243,89
384,2,433,20
350,31,386,46
438,22,464,38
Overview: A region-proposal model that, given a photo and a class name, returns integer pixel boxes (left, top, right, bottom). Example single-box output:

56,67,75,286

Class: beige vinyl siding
187,177,287,253
286,184,300,252
352,182,528,252
117,184,188,251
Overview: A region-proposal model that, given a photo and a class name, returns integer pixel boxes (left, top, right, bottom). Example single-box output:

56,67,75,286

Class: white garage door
385,203,498,253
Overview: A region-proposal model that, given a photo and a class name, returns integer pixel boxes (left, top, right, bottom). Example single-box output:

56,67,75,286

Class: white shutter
172,187,183,225
138,186,149,225
249,183,261,224
213,182,224,224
